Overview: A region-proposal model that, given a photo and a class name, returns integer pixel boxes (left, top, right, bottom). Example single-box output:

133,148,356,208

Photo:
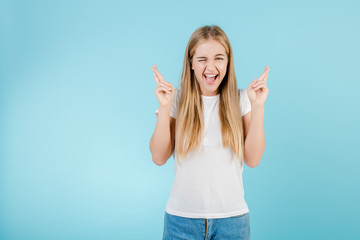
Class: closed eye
198,58,223,62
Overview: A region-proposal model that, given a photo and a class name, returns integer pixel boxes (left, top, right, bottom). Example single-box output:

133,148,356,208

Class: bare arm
149,106,176,166
150,64,176,166
243,65,269,168
243,104,265,168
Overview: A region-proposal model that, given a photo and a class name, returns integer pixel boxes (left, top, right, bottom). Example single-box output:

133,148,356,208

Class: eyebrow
196,54,225,59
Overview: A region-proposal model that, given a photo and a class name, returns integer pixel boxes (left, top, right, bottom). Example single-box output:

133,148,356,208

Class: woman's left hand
247,66,270,107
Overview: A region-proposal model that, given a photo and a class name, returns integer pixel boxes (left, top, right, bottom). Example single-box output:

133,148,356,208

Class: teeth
204,74,217,83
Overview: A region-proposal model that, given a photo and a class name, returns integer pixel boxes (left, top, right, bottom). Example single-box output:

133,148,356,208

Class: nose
205,60,218,72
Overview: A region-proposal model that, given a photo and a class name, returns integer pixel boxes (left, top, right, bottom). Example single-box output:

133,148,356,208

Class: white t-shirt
154,88,252,219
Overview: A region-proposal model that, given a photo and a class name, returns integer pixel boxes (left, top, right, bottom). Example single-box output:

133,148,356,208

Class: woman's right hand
152,64,175,107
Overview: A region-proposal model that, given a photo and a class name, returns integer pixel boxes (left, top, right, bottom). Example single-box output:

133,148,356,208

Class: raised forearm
244,104,265,168
150,106,172,165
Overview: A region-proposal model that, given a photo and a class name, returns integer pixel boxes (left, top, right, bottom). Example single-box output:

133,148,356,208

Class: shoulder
174,88,181,102
238,88,249,103
238,88,247,97
238,88,251,117
168,88,181,119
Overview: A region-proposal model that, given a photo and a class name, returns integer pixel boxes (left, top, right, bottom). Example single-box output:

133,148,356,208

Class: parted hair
175,25,246,166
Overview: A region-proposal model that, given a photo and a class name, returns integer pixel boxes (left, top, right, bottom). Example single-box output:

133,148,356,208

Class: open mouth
204,74,219,85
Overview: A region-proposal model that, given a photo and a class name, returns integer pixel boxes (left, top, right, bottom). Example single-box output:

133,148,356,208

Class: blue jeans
162,211,251,240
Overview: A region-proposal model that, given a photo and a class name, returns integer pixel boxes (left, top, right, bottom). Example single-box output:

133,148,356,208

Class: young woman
150,25,269,240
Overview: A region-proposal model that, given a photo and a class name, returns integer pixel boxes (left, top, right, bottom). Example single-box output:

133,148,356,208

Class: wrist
251,102,265,110
158,105,171,114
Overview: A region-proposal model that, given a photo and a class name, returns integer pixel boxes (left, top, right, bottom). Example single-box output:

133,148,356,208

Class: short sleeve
239,89,251,117
154,88,180,119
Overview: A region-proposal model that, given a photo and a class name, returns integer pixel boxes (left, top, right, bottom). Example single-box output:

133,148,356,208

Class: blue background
1,0,359,239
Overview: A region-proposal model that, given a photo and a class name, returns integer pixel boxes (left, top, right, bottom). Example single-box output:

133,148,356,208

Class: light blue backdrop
1,0,359,239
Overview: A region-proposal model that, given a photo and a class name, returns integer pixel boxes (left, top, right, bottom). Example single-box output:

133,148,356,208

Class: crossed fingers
252,66,270,91
152,64,172,93
258,66,270,82
152,64,166,84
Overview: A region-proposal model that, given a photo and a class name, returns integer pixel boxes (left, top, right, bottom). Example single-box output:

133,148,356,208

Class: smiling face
191,39,228,96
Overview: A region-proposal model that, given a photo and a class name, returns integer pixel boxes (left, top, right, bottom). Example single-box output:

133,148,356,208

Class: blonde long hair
175,25,245,166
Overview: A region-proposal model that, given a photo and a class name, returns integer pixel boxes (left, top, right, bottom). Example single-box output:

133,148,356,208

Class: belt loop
205,219,208,238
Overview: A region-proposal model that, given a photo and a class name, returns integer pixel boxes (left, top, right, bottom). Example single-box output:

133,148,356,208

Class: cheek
219,63,227,74
192,67,202,81
194,65,205,75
